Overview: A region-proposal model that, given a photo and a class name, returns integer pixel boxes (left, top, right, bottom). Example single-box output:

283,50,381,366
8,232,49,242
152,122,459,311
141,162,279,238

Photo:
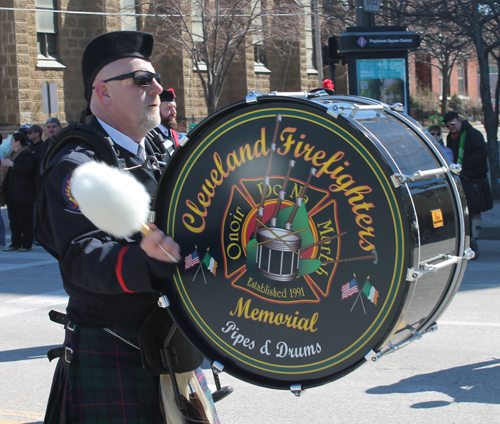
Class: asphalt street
0,200,499,424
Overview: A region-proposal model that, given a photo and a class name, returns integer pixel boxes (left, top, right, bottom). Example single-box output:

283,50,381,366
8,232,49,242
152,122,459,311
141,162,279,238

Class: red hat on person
160,88,176,102
322,79,334,91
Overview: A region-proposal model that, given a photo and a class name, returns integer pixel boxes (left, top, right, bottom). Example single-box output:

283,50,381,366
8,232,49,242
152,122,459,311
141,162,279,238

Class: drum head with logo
153,96,412,390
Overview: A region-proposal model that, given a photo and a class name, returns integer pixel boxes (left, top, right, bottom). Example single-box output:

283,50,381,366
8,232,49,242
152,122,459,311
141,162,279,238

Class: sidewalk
480,199,500,240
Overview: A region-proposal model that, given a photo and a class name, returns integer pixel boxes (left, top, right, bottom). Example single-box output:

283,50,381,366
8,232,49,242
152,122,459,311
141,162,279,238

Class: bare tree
483,14,500,128
141,0,304,114
383,0,500,199
416,19,474,116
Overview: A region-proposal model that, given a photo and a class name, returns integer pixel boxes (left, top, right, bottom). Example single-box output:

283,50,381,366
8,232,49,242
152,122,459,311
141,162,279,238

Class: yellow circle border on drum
155,100,410,385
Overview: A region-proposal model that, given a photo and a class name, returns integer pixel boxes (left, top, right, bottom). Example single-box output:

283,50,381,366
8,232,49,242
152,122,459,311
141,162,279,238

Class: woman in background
0,132,36,252
428,124,454,162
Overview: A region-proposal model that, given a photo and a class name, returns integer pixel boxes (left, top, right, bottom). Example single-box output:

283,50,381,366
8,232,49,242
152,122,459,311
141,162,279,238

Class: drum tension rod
391,164,462,188
325,104,384,119
406,248,474,282
364,323,438,362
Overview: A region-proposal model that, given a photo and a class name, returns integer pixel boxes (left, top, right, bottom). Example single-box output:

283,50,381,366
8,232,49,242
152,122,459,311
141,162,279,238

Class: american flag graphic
185,250,200,270
341,278,359,300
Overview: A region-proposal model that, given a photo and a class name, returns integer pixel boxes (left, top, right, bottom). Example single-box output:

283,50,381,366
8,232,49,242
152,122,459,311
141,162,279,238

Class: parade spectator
0,138,6,247
27,124,44,148
18,126,30,137
443,111,493,257
27,124,47,187
0,132,36,252
45,117,62,139
428,124,454,162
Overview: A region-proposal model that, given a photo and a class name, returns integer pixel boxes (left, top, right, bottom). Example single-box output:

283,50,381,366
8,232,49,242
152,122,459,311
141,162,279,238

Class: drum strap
457,131,467,165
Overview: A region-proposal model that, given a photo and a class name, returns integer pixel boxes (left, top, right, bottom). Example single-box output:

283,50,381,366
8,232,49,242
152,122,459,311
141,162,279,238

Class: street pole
313,0,323,85
356,0,375,27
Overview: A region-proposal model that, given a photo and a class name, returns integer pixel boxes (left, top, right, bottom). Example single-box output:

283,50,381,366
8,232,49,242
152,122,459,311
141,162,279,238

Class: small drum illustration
255,227,301,281
152,92,473,393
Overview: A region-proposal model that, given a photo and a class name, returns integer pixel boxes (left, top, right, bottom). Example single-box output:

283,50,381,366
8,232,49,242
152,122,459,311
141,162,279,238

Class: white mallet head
70,161,151,238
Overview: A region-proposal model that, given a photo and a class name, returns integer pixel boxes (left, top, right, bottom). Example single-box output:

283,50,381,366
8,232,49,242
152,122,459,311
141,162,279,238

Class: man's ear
93,82,113,106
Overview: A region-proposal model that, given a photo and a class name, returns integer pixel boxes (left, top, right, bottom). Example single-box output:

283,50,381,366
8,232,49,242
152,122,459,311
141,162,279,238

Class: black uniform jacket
36,118,176,329
4,149,36,203
446,120,489,180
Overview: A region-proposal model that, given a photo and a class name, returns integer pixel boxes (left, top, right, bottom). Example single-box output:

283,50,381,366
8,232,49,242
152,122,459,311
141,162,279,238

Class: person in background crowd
0,132,36,252
0,138,6,247
18,126,30,137
27,124,44,149
177,120,188,134
36,31,218,424
45,117,62,139
157,88,180,148
27,124,48,184
428,124,454,162
443,111,493,257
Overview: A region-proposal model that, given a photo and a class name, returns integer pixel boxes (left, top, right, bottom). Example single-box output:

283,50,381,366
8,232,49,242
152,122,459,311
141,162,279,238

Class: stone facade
0,0,319,135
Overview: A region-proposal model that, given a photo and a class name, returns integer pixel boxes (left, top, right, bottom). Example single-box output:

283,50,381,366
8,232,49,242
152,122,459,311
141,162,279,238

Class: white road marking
0,258,57,272
0,289,68,319
439,320,500,327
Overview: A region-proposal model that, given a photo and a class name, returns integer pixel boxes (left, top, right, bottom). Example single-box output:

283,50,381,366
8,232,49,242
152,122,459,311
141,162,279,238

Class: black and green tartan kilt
44,325,162,424
44,325,220,424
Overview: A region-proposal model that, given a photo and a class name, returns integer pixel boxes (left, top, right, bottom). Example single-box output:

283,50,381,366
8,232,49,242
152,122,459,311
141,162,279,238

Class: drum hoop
155,98,410,374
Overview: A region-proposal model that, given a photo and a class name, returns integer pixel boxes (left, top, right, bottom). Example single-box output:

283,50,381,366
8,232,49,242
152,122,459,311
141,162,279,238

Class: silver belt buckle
64,347,73,363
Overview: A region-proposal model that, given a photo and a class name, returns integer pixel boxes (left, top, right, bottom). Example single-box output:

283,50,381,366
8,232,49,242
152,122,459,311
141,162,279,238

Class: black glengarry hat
160,88,176,102
82,31,155,103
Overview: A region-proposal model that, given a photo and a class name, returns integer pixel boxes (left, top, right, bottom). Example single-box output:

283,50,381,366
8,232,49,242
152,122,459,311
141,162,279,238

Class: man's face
92,57,163,139
445,118,461,135
46,123,61,138
160,101,177,130
27,130,41,143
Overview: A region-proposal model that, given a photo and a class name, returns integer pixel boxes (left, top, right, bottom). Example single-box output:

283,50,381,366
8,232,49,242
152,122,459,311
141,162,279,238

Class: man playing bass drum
36,31,219,424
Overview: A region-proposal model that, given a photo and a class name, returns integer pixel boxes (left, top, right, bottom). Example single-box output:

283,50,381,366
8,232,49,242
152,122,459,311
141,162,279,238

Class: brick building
410,53,481,110
0,0,322,135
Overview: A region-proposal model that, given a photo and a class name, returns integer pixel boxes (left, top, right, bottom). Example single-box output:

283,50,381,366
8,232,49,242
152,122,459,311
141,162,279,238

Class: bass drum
152,93,472,392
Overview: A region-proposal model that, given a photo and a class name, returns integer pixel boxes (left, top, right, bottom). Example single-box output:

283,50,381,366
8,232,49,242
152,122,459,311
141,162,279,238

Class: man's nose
149,77,163,95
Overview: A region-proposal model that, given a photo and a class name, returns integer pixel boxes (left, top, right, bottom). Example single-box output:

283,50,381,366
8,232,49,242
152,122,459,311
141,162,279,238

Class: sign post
42,82,59,115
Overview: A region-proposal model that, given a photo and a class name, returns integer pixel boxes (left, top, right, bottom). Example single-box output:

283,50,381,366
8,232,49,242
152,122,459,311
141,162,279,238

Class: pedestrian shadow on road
0,345,59,363
366,359,500,407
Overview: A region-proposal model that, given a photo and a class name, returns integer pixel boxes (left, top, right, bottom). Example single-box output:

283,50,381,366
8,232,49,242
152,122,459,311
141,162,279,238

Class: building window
36,0,59,59
252,0,267,68
254,43,266,67
304,2,316,72
458,61,467,96
121,0,137,31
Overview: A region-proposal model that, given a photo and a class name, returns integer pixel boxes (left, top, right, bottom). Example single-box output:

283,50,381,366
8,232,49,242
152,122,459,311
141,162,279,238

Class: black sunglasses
445,121,456,128
93,70,161,89
430,132,440,136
